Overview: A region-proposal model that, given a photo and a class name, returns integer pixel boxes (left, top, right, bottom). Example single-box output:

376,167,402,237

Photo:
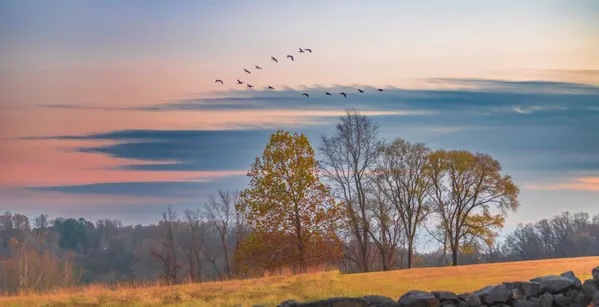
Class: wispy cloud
27,177,248,198
38,79,599,114
526,177,599,192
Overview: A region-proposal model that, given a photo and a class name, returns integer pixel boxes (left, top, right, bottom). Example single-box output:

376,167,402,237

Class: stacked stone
583,266,599,307
265,266,599,307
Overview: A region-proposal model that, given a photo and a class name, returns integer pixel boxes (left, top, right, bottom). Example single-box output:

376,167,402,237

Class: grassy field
1,256,597,307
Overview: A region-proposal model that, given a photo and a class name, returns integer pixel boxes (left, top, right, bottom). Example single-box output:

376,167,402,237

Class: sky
1,0,599,248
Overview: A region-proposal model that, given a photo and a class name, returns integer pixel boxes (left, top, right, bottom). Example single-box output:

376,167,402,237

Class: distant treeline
0,209,597,294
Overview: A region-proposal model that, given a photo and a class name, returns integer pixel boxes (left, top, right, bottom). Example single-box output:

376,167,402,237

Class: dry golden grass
1,256,597,307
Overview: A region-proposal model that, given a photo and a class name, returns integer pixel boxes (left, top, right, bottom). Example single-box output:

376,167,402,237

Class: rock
539,292,553,307
457,293,482,307
455,300,468,307
527,297,542,307
511,288,525,301
503,281,546,298
472,284,512,305
584,279,599,302
530,276,576,294
328,297,370,307
572,289,592,306
593,266,599,285
561,271,583,289
296,300,330,307
593,292,599,307
363,295,400,306
278,300,299,307
432,291,459,302
440,303,455,307
513,300,531,307
553,293,572,306
398,290,440,307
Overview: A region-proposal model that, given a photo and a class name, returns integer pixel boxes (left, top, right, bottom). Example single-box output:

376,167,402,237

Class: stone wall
263,266,599,307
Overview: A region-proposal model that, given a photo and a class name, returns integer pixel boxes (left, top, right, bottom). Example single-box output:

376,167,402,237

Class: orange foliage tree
234,130,345,274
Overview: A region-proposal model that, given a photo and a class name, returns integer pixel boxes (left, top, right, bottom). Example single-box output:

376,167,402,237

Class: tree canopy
235,130,344,272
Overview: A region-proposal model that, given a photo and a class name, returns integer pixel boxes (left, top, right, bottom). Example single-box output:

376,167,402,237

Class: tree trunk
451,246,459,266
407,239,413,268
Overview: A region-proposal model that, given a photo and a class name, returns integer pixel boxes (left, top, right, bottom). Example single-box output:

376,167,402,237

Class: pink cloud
0,139,245,187
525,177,599,192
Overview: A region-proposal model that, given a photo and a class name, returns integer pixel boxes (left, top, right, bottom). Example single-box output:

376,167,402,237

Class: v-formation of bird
214,47,384,98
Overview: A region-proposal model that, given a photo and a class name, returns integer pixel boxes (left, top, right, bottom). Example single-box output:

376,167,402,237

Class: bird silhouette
304,48,312,53
247,84,254,88
325,92,332,96
255,65,262,70
268,86,275,90
357,89,364,93
302,93,309,97
271,56,278,63
377,88,384,91
237,79,243,85
287,55,294,61
298,48,305,53
243,68,251,74
340,92,347,98
215,79,223,84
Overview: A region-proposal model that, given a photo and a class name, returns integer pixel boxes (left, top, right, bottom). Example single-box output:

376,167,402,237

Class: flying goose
302,93,309,97
247,84,254,88
237,79,243,84
271,56,278,62
255,65,262,70
377,88,383,91
304,48,312,53
287,55,294,61
268,86,275,90
243,68,251,74
340,92,347,98
215,79,223,84
325,92,332,96
298,48,305,53
357,89,364,93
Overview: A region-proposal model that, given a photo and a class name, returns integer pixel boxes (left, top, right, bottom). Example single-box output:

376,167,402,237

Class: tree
182,208,205,282
374,138,433,268
318,109,382,273
365,184,404,271
427,150,519,266
236,130,344,272
204,189,238,278
151,205,181,285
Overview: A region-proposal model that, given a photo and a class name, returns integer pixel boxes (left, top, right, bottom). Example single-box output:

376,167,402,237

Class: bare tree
151,205,180,285
365,184,404,270
204,189,238,277
374,138,433,268
183,208,205,282
318,109,382,273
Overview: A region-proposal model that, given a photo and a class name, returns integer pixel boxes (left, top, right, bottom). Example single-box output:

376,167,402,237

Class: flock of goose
214,48,384,98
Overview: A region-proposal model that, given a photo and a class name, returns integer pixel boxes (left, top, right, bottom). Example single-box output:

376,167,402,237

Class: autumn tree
318,109,382,273
236,130,345,273
374,138,433,268
427,150,519,266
